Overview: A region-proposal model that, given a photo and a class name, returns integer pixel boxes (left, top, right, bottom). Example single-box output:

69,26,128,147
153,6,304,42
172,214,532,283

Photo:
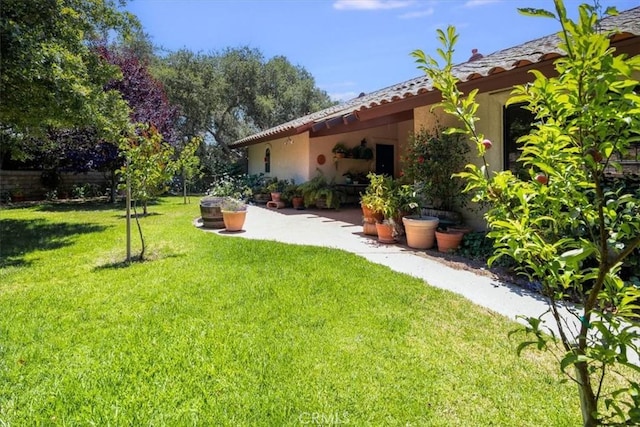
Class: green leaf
518,8,556,19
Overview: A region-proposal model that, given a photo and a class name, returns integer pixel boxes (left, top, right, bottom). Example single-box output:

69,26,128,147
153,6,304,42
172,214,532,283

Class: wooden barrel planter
200,197,225,229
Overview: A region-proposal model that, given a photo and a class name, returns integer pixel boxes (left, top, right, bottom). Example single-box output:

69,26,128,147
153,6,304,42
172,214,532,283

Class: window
503,103,535,178
264,148,271,173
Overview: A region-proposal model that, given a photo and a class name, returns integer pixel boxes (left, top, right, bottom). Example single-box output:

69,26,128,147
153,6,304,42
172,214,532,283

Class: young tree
174,136,203,204
119,124,174,260
413,1,640,425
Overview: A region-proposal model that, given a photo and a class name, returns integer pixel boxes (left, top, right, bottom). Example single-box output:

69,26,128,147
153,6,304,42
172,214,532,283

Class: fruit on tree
535,173,548,185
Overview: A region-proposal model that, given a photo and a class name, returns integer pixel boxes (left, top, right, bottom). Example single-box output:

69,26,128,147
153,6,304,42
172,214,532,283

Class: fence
0,170,109,201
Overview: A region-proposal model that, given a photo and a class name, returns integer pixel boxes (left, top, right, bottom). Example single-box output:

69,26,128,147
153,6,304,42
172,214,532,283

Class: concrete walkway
199,204,581,339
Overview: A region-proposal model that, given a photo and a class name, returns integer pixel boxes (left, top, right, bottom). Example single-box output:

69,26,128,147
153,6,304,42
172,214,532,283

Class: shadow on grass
93,252,184,271
34,198,126,213
0,218,108,268
34,198,165,214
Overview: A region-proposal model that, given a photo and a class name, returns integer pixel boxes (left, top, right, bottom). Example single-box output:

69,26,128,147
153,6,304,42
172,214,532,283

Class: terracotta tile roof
231,7,640,147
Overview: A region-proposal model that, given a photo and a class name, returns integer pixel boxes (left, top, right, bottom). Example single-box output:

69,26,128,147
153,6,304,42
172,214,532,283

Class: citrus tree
412,1,640,425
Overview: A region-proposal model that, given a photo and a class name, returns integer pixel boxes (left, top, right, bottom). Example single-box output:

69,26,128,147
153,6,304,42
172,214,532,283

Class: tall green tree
0,0,136,147
154,47,335,176
413,2,640,425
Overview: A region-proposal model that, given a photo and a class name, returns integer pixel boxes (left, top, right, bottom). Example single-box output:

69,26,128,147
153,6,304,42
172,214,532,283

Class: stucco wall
309,121,413,183
412,92,512,231
247,133,310,184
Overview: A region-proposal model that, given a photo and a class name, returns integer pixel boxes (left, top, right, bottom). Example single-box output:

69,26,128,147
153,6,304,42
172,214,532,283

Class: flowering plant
220,196,247,212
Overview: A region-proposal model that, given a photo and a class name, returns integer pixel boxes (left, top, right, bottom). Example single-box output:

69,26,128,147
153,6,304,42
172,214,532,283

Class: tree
0,0,135,147
174,136,203,204
119,124,175,260
154,47,335,177
17,44,180,201
413,2,640,425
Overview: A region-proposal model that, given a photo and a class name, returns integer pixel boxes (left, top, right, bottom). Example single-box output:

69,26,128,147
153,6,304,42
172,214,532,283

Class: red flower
418,156,424,164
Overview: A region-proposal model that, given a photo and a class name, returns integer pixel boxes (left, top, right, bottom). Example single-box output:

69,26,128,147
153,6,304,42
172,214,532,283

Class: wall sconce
283,137,294,145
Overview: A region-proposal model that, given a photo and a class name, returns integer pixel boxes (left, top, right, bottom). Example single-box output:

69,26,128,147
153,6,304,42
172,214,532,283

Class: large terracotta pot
402,216,439,249
435,229,464,253
375,222,395,244
222,210,247,232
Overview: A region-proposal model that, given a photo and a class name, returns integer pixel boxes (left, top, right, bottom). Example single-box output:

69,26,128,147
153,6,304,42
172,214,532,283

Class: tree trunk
108,170,118,203
575,362,598,427
132,201,145,260
183,171,187,204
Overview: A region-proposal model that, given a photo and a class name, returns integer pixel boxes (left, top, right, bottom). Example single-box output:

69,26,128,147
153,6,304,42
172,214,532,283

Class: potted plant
435,228,465,253
359,172,385,235
387,181,439,248
332,142,348,158
402,124,470,227
298,171,343,209
248,173,270,203
266,177,288,202
283,183,304,209
361,173,398,243
220,197,248,232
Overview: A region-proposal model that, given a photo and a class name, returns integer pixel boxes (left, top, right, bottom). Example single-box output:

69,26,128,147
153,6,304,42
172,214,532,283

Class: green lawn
0,197,578,425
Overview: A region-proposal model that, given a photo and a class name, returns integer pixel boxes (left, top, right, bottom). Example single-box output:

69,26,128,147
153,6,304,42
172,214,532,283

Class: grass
0,197,579,425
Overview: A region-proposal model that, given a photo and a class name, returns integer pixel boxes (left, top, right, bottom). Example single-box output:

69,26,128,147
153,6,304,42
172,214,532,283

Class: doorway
375,144,394,176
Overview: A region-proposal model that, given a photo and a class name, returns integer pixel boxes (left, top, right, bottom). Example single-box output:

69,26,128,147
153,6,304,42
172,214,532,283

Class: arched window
264,148,271,173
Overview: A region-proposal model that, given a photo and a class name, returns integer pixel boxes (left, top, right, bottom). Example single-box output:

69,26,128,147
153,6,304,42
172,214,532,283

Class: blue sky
125,0,640,101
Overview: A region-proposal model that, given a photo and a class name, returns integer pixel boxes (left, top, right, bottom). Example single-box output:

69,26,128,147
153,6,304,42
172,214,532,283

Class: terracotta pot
222,210,247,232
435,229,464,253
270,192,282,202
292,196,304,210
402,216,439,249
375,222,395,244
363,221,378,236
448,225,472,235
361,203,384,224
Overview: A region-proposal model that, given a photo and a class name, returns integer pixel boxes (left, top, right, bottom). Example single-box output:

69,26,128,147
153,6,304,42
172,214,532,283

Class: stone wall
0,170,109,200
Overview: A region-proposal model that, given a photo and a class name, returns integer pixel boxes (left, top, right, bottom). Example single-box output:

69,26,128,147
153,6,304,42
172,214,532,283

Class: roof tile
232,7,640,147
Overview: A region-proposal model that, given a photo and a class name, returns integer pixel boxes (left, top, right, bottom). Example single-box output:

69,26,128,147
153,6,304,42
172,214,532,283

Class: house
230,7,640,228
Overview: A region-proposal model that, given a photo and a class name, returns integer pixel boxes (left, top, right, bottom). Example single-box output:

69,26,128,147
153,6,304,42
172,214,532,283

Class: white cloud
399,7,434,19
463,0,501,7
333,0,415,11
